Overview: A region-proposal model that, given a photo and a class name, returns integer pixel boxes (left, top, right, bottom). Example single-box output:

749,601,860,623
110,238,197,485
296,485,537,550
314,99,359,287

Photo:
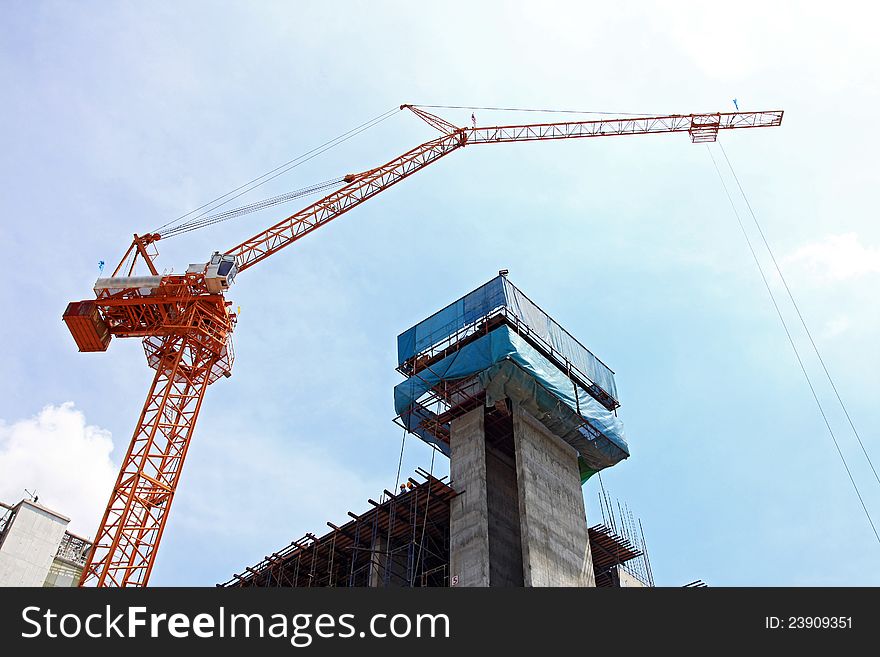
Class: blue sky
1,1,878,586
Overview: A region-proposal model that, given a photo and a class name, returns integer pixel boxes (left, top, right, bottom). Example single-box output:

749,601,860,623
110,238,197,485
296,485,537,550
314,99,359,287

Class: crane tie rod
409,104,667,116
159,177,346,239
156,105,670,239
151,106,400,236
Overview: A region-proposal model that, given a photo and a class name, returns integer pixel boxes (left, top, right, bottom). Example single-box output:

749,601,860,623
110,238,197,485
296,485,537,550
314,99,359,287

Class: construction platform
393,274,629,481
220,472,648,588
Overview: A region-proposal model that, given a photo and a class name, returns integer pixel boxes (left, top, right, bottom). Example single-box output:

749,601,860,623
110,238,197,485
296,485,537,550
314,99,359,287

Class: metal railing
397,276,619,409
55,532,91,567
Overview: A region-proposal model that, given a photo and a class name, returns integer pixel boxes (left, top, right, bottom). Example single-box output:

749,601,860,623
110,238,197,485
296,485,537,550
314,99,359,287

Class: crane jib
224,109,782,273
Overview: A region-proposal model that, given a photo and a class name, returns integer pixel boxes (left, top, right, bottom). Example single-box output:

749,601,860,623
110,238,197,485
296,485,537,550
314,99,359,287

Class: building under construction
0,497,92,587
222,472,652,588
224,275,655,588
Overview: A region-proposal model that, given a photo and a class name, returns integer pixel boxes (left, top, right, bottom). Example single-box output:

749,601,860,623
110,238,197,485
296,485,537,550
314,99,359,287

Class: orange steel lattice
78,237,235,587
226,108,783,271
69,106,783,586
83,334,219,586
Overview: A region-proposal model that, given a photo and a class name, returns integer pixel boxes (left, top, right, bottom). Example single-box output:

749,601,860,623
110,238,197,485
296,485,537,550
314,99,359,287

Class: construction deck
221,472,648,588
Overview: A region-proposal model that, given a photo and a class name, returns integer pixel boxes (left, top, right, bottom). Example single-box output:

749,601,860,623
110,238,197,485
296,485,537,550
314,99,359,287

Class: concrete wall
449,407,491,586
513,405,595,587
615,566,648,588
485,439,524,586
0,501,69,587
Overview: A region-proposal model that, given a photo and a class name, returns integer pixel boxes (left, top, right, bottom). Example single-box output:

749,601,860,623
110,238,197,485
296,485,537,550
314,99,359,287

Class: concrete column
485,439,524,586
448,406,490,587
513,404,595,587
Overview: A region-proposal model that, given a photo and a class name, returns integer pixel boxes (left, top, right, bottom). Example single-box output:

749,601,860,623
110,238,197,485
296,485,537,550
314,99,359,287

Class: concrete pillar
449,403,595,587
485,436,524,586
513,404,595,587
448,407,491,586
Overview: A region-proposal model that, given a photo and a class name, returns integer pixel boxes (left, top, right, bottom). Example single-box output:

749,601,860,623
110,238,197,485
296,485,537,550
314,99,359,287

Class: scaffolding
595,484,655,586
222,472,456,588
589,524,647,587
222,277,653,588
55,531,91,568
392,275,629,481
396,275,620,410
222,468,658,588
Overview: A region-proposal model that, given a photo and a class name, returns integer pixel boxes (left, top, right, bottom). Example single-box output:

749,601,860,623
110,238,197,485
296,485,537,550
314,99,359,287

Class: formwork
221,472,455,588
221,472,648,588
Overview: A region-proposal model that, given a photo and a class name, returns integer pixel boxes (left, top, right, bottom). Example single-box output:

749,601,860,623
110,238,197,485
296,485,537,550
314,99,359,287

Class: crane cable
410,445,437,586
152,106,400,237
707,144,880,546
159,176,345,239
719,141,880,490
410,104,666,116
156,104,661,239
382,425,408,506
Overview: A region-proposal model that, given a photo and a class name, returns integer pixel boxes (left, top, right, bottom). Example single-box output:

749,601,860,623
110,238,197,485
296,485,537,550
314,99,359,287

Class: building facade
0,499,91,587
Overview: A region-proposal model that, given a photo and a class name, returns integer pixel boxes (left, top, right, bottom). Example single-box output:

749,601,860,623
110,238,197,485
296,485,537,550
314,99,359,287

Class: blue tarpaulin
397,276,506,367
396,276,618,405
394,325,628,478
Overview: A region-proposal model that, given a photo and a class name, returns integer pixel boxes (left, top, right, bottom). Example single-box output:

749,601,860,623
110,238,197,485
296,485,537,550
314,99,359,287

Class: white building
0,498,91,587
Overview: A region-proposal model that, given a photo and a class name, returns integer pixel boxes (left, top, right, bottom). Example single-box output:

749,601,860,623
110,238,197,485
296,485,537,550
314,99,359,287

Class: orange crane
63,105,783,586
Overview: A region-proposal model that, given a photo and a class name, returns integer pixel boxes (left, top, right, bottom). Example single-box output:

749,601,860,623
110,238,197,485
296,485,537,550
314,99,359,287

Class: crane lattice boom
227,107,783,271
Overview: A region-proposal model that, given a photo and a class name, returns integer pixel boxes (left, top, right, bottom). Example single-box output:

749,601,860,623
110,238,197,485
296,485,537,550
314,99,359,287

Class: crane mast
64,105,783,586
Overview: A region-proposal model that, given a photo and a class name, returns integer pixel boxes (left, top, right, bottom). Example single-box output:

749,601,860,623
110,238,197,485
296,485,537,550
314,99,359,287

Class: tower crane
63,104,783,586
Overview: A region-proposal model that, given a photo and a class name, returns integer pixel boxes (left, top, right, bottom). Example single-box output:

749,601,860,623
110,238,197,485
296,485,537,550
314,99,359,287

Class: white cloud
0,403,117,537
784,233,880,281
